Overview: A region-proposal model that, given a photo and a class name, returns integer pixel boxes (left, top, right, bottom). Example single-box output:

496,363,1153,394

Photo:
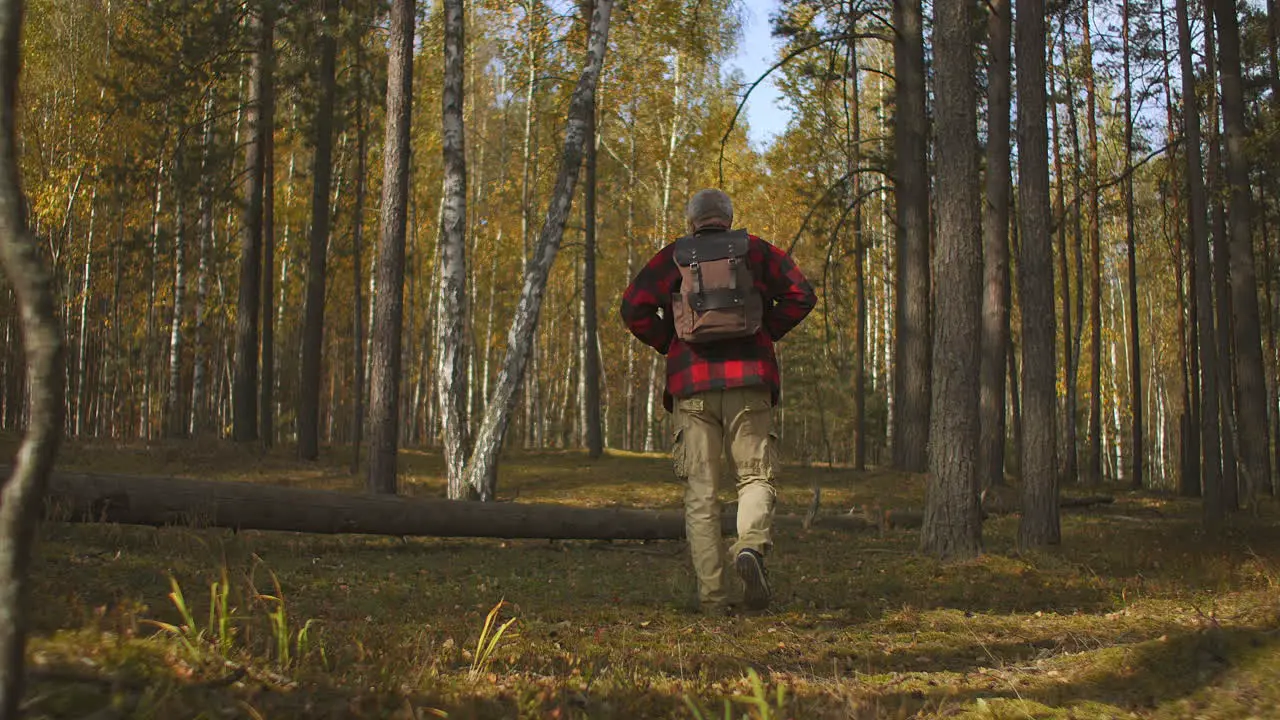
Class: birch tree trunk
892,0,932,473
440,0,472,498
233,1,270,443
73,189,94,438
190,92,215,438
0,0,66,712
299,0,338,461
163,149,187,439
463,0,613,500
922,0,982,559
980,0,1011,490
368,0,414,494
1176,0,1223,526
1016,0,1059,547
1213,0,1273,505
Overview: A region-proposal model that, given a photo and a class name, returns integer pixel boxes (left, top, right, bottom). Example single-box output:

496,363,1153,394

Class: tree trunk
441,0,472,498
190,93,215,438
581,84,603,459
299,0,338,461
1177,0,1224,527
163,149,187,439
0,0,66,711
921,0,982,559
1204,2,1240,510
350,38,369,476
1016,0,1059,547
233,2,270,444
368,0,414,494
1083,0,1102,488
1057,21,1081,487
1122,0,1144,490
73,189,95,438
892,0,932,473
980,0,1011,490
462,0,613,500
41,471,885,541
1214,0,1273,505
258,8,276,450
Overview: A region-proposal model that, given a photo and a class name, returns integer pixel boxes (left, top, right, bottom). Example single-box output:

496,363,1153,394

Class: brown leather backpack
671,228,763,343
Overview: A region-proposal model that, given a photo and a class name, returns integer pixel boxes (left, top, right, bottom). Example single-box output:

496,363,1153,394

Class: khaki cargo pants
672,385,778,608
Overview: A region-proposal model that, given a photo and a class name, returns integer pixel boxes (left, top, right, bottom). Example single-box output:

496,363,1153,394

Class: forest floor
17,436,1280,719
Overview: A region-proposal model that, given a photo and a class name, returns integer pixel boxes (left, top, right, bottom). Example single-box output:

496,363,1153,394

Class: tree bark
299,0,338,461
258,7,276,450
163,148,188,439
1204,2,1240,510
233,2,270,444
368,0,415,494
351,36,369,476
1016,0,1059,547
980,0,1011,490
1214,0,1273,505
1177,0,1223,527
1083,0,1102,487
581,77,603,460
0,0,66,713
234,2,271,443
1122,0,1144,490
462,0,613,500
891,0,931,473
190,92,215,438
41,471,886,540
921,0,982,559
1057,21,1081,487
441,0,472,497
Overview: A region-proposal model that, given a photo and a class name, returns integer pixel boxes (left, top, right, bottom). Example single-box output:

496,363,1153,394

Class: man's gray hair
685,188,734,228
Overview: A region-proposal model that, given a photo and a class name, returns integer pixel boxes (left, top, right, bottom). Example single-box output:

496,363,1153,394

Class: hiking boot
735,549,771,610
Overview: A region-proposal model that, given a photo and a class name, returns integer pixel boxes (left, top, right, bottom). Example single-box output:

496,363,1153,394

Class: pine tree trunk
368,0,415,494
0,0,66,709
1083,0,1103,488
1203,3,1240,510
1058,21,1081,486
258,7,276,450
463,0,613,500
299,0,338,461
1016,0,1059,547
980,0,1011,490
350,40,369,476
1176,0,1224,526
441,0,472,498
1213,0,1273,505
581,76,603,459
892,0,932,473
233,2,270,444
921,0,982,559
1122,0,1144,490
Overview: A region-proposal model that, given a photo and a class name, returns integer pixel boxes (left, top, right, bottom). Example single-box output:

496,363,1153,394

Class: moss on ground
19,438,1280,718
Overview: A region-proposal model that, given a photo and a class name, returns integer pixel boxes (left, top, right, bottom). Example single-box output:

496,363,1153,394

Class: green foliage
469,599,518,681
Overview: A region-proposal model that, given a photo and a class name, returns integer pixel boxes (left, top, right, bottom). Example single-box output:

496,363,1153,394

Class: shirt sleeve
620,245,679,354
759,238,817,341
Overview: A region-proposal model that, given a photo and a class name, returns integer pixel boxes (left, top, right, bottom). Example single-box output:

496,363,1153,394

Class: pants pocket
672,427,688,479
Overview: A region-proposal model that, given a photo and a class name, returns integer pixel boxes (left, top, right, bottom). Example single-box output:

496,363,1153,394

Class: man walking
621,189,815,612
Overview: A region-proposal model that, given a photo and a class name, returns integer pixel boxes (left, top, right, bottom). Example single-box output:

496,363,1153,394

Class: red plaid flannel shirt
620,230,816,411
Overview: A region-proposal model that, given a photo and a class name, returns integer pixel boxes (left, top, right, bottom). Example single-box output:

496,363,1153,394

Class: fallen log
40,470,888,540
